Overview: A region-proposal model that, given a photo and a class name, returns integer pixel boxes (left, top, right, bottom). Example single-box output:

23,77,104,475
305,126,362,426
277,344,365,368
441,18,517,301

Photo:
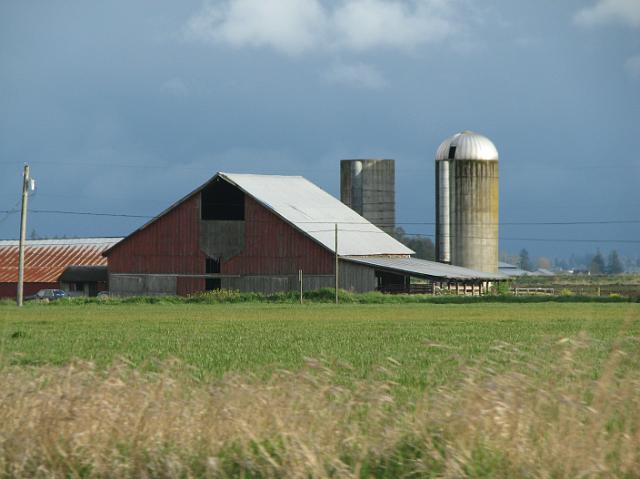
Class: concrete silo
435,131,499,273
340,159,395,234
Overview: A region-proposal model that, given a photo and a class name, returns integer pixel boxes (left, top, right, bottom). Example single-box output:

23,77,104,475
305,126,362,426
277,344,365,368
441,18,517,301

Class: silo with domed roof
435,131,499,273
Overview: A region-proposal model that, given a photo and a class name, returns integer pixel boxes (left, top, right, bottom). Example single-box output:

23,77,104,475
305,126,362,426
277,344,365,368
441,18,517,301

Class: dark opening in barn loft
103,172,505,296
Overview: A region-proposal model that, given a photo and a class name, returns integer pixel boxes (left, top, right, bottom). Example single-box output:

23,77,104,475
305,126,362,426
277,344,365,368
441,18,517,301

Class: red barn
104,173,504,296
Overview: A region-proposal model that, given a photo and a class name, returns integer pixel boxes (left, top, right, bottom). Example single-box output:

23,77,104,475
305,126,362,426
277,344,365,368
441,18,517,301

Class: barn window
201,178,245,220
448,146,456,160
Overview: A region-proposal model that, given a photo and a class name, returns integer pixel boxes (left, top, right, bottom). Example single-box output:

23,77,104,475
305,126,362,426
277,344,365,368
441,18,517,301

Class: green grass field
2,302,638,388
2,302,640,477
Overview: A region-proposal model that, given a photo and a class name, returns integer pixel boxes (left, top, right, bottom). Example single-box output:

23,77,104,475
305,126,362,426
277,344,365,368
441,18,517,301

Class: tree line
515,248,625,274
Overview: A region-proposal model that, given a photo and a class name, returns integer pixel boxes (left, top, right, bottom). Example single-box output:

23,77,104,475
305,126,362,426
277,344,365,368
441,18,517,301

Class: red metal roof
0,238,122,283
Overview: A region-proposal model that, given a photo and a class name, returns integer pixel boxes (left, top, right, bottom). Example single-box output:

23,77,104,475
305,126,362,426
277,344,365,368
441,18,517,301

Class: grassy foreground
1,303,639,385
1,303,639,477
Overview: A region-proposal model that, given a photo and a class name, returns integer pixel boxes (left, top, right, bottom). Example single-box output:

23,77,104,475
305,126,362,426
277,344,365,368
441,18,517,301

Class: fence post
299,269,303,304
335,223,339,305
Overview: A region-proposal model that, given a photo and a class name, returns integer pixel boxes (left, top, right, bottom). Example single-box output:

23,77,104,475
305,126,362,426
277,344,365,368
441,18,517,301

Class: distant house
104,172,505,296
499,262,556,278
498,261,530,277
533,268,555,277
0,238,122,298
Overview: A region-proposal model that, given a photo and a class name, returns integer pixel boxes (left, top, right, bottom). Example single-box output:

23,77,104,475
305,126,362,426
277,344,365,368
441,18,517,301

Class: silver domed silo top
436,131,499,161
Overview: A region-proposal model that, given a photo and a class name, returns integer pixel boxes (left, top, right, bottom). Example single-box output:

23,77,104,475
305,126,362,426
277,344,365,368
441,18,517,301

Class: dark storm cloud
0,0,638,260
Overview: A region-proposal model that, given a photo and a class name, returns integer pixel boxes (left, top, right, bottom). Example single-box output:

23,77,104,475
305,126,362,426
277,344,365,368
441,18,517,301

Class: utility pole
17,164,30,307
335,223,339,304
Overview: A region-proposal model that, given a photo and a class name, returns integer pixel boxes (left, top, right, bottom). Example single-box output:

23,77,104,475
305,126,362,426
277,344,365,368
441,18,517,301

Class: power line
0,159,206,171
27,209,150,219
2,209,639,246
15,208,640,227
2,159,640,171
1,234,638,247
0,199,21,226
309,229,640,244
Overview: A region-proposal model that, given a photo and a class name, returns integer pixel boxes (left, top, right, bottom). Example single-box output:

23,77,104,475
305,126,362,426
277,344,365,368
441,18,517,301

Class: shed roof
105,172,413,257
344,256,507,281
0,238,122,283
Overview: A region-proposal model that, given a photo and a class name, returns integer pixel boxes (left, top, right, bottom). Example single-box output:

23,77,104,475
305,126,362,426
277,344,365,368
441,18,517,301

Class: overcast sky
1,0,639,260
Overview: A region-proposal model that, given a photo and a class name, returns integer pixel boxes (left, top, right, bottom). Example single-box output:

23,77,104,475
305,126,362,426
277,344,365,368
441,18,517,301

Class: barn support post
335,223,339,304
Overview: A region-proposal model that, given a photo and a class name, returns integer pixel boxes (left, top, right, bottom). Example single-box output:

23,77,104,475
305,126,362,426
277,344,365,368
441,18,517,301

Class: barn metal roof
106,172,413,257
436,131,499,161
344,256,507,281
220,173,413,256
0,238,122,283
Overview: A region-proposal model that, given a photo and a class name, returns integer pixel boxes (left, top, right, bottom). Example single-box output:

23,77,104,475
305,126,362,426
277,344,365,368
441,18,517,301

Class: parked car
96,291,110,299
25,289,66,301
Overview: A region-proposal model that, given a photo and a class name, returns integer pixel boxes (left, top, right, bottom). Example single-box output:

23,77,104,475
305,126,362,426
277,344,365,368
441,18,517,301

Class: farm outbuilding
0,238,121,298
104,172,505,296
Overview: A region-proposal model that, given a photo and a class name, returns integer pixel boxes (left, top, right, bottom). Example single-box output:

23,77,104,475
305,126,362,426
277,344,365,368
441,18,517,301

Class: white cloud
185,0,459,56
575,0,640,28
332,0,453,51
186,0,327,56
625,54,640,78
323,62,387,89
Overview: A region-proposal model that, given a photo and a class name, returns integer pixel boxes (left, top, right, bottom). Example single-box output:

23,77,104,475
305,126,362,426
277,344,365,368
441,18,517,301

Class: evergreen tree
393,227,435,261
607,250,624,274
518,248,532,271
589,250,605,274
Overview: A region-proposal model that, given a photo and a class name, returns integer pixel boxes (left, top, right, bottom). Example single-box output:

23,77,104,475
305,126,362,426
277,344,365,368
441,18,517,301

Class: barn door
205,257,221,291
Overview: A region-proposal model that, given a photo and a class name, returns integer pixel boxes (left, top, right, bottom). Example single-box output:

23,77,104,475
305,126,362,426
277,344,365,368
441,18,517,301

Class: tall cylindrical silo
341,159,395,234
435,131,499,273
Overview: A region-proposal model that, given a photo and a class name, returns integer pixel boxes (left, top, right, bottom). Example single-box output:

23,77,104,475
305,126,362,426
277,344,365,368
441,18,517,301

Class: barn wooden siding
106,194,205,295
222,196,335,276
107,191,351,296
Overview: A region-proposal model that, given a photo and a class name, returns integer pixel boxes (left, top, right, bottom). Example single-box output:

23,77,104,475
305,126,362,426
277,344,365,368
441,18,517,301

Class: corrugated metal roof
0,238,122,283
344,256,507,281
104,172,414,258
220,173,413,256
436,131,499,161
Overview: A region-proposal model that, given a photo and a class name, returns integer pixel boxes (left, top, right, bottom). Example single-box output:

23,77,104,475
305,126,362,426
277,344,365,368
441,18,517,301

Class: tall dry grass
1,339,639,478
